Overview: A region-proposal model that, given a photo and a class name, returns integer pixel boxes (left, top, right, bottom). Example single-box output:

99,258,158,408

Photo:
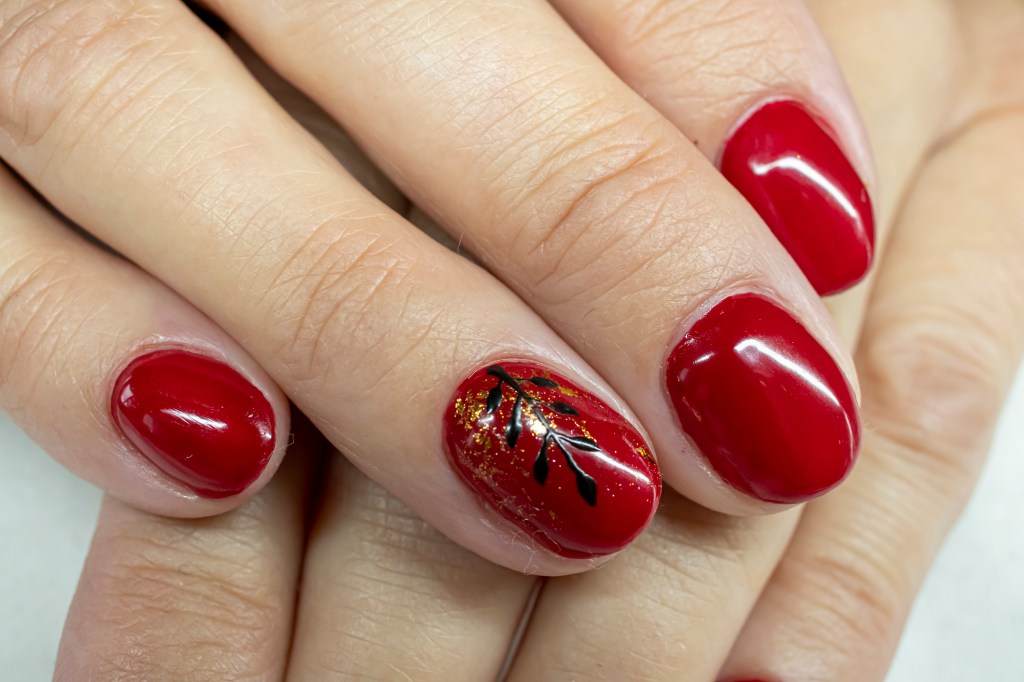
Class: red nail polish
666,294,859,504
111,349,276,498
722,100,874,295
444,362,661,558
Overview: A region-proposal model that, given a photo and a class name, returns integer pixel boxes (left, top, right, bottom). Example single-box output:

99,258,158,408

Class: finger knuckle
501,112,697,306
0,0,172,150
780,544,905,658
255,215,434,388
0,245,78,401
860,302,1012,476
616,0,799,91
86,528,283,680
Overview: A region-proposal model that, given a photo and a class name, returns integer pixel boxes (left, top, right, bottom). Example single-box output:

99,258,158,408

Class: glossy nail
666,294,859,504
111,349,275,498
444,362,660,558
721,99,874,295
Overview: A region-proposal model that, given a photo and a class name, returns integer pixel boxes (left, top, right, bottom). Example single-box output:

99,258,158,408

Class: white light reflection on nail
734,338,841,408
751,156,859,221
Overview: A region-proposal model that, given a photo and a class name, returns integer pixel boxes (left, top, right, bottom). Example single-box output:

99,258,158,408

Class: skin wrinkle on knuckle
309,571,503,680
773,548,905,667
618,0,770,56
505,128,701,306
529,613,685,682
300,0,428,60
253,215,432,390
860,302,1014,469
0,0,179,153
85,542,285,681
0,246,81,401
613,0,799,94
343,505,499,587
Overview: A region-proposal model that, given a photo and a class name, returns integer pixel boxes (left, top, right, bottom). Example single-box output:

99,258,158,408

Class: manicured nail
444,362,661,558
666,294,859,504
111,349,276,498
721,99,874,295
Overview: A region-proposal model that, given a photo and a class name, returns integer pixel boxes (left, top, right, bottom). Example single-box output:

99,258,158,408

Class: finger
720,110,1024,682
223,32,408,215
0,1,659,571
207,0,860,512
0,163,290,515
550,0,876,297
805,0,959,339
508,494,798,681
0,20,391,517
54,419,322,680
287,457,534,681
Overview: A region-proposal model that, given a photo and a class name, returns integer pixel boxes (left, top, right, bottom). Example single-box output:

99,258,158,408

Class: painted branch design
485,365,599,506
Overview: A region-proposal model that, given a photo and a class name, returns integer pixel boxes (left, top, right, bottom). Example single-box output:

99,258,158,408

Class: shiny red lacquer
111,349,276,498
444,362,661,558
722,100,874,295
666,294,859,504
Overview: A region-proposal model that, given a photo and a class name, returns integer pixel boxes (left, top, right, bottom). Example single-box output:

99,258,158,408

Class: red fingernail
722,99,874,295
111,349,276,498
444,362,661,558
666,294,859,504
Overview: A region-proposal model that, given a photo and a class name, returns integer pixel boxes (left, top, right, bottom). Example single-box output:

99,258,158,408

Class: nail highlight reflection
666,294,860,504
111,349,275,498
722,100,874,295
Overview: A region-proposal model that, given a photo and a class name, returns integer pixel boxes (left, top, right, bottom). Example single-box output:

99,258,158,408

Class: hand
53,1,1024,680
0,0,873,573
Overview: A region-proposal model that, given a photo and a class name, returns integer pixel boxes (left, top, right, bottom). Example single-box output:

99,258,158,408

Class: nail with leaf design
444,361,661,558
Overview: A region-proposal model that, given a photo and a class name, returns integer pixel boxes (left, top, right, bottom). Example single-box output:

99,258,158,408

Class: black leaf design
506,396,523,449
486,385,503,414
485,365,602,506
533,436,551,485
576,473,598,507
547,401,579,416
562,435,599,452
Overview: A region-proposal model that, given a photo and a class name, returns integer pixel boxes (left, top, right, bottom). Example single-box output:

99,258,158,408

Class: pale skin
0,0,1020,679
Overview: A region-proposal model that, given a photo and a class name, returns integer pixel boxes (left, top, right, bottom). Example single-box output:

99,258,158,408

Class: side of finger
720,109,1024,682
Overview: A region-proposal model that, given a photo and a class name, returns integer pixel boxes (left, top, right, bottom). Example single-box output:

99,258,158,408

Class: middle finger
211,0,862,512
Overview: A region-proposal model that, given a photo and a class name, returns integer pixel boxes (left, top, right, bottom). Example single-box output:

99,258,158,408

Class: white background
1,372,1021,680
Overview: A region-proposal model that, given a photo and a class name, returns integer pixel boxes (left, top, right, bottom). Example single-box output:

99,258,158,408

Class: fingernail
444,361,661,558
666,294,859,504
111,349,276,498
721,99,874,295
